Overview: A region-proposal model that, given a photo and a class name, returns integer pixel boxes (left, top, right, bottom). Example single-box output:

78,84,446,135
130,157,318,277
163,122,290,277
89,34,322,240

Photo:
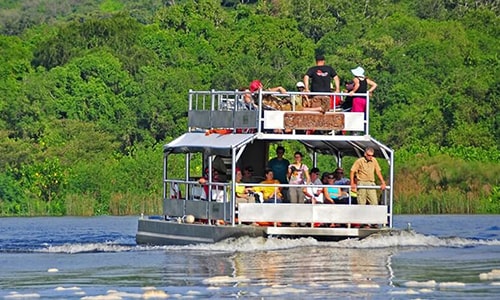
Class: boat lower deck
136,216,390,245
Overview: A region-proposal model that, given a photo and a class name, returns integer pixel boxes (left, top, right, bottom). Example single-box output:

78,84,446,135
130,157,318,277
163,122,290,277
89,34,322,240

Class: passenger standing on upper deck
287,151,310,204
349,66,378,113
303,55,340,94
350,147,386,205
341,81,355,111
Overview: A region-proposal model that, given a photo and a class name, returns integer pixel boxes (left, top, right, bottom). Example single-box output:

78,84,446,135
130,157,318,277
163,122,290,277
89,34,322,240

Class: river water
0,215,499,299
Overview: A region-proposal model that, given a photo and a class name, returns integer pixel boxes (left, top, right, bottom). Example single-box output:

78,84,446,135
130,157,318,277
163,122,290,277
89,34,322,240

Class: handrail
187,89,370,135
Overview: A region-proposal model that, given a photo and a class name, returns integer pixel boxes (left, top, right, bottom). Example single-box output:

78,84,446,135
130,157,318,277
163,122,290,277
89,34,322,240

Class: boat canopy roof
298,136,393,158
164,132,392,159
163,132,257,156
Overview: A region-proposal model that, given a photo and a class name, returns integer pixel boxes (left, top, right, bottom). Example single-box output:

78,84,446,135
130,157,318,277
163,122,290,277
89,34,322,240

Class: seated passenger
303,167,323,204
234,168,255,204
255,168,282,203
198,168,224,201
239,88,258,110
333,167,350,185
242,165,261,183
291,81,309,110
333,167,352,204
323,173,342,204
249,79,287,94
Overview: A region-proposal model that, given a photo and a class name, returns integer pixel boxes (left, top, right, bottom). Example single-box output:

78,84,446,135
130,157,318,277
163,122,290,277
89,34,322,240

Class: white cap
351,66,365,78
296,81,305,88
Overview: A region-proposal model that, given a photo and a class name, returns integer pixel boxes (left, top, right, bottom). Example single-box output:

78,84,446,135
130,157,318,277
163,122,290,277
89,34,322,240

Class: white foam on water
186,290,202,295
165,235,319,252
357,283,380,289
259,286,307,295
24,225,500,255
202,275,250,285
403,280,437,288
4,292,40,299
328,283,352,288
337,230,500,249
159,229,500,253
80,289,149,299
36,242,134,254
479,269,500,280
389,289,420,295
54,286,81,291
142,289,168,299
439,282,466,288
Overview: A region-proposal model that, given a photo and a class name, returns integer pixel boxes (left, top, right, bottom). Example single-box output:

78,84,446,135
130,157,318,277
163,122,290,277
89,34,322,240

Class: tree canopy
0,0,498,215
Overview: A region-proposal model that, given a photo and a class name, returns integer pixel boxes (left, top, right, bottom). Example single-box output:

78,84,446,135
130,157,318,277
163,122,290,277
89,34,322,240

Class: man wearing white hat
290,81,309,109
349,66,377,113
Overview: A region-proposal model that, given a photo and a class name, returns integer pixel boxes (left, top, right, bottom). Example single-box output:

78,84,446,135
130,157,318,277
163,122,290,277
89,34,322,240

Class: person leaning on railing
349,147,386,205
349,66,377,113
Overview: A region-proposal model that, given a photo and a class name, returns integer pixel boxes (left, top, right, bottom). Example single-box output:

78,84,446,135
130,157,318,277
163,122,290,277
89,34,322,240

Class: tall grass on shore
1,147,499,216
393,153,500,214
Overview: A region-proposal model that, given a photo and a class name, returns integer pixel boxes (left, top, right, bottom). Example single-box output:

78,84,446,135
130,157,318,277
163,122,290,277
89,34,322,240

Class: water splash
159,230,500,253
3,228,499,254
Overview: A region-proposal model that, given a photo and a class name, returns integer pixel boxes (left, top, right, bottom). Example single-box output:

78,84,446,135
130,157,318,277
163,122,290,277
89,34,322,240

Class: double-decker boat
136,89,395,245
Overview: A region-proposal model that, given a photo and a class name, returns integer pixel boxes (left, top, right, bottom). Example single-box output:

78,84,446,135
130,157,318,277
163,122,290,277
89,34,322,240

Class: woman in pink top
287,151,310,204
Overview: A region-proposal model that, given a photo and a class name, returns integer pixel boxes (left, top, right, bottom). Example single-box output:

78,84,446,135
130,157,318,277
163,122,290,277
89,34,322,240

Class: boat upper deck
166,89,393,160
188,89,371,136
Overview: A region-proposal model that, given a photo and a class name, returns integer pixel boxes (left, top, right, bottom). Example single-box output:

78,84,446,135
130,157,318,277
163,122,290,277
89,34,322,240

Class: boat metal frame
136,89,395,245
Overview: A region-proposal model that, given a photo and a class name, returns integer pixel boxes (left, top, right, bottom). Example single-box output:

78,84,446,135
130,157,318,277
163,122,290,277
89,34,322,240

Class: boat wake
2,230,498,254
159,230,500,252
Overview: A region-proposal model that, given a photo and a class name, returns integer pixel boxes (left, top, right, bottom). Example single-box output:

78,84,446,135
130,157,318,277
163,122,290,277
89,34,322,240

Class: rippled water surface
0,215,499,299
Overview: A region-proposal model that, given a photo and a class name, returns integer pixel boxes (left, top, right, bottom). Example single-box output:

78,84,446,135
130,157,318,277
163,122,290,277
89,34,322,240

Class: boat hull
136,218,266,245
136,217,394,245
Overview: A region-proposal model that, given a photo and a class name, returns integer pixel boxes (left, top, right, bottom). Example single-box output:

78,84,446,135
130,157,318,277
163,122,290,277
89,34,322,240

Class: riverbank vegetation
0,0,498,216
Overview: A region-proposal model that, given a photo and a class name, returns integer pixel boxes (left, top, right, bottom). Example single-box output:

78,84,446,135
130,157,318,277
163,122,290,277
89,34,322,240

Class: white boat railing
164,179,390,226
188,89,371,136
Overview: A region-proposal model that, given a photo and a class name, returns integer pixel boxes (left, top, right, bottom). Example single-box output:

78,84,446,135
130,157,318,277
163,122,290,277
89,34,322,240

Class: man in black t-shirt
303,55,340,93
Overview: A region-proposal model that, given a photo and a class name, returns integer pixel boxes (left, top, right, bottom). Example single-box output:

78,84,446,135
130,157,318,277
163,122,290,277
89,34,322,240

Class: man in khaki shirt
350,147,386,205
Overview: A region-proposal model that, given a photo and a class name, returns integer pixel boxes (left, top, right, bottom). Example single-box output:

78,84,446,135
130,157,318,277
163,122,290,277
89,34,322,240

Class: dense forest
0,0,498,216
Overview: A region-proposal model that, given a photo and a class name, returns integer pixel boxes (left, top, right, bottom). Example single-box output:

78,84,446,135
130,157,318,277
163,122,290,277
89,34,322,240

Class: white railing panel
238,204,388,224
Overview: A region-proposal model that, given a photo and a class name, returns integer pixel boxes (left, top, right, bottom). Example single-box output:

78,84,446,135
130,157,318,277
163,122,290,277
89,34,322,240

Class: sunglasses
327,177,335,179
